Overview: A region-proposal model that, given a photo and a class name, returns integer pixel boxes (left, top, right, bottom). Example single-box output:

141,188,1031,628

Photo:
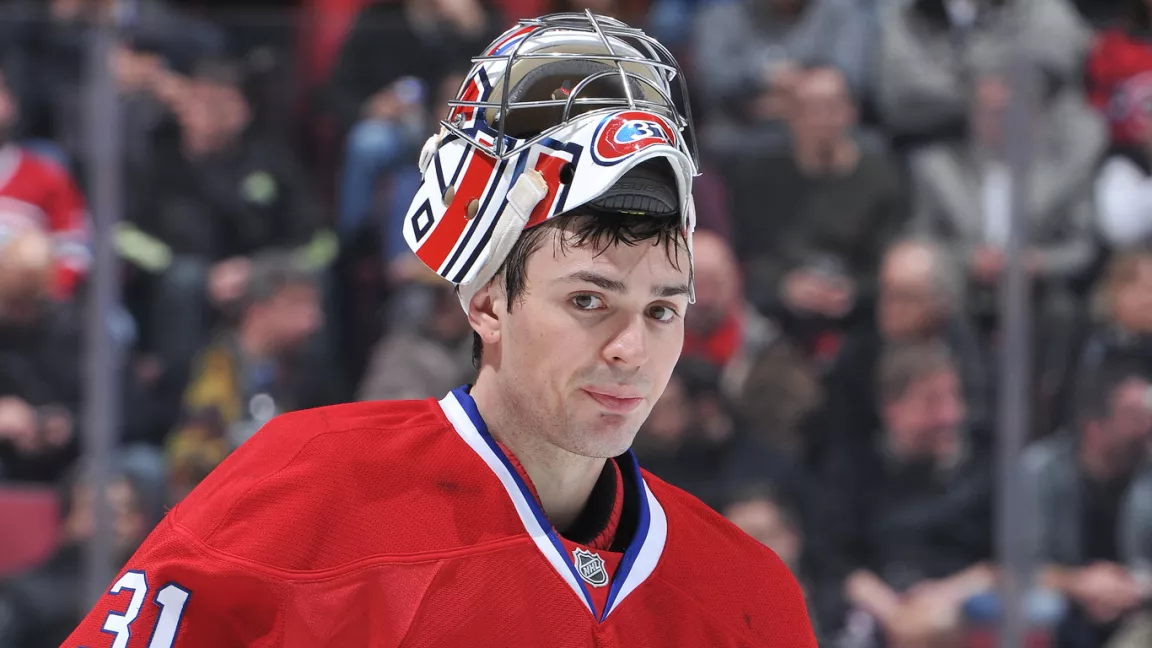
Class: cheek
506,307,583,379
650,327,685,387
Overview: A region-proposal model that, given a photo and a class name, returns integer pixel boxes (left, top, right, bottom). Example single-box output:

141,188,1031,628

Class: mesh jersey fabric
64,397,816,647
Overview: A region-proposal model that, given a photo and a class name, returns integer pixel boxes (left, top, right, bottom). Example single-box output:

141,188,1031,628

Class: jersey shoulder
11,147,75,186
170,398,522,572
644,470,816,644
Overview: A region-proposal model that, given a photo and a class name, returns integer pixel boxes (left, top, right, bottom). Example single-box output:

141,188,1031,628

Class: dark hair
1076,356,1151,427
877,339,955,406
1123,0,1151,31
469,208,686,367
722,481,799,532
58,458,144,521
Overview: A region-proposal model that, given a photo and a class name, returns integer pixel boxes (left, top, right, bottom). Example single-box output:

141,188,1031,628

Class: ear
467,279,503,350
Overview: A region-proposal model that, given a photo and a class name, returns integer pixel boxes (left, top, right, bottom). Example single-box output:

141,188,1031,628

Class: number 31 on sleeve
94,571,191,648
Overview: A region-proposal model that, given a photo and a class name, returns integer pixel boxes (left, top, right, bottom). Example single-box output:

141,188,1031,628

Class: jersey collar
439,386,668,622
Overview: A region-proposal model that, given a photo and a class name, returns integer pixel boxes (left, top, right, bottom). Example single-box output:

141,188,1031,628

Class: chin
566,412,645,458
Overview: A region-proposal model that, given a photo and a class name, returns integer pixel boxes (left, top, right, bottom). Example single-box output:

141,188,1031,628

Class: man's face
684,231,740,335
790,69,854,149
883,367,966,460
725,499,800,568
1099,378,1152,464
877,247,943,340
178,80,249,155
484,223,690,459
261,283,323,353
0,231,52,326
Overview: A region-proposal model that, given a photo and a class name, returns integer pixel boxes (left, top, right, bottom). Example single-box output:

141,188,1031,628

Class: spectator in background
1088,249,1152,367
648,0,712,49
108,38,188,173
1088,0,1152,150
123,56,329,384
165,251,335,505
1093,0,1152,252
379,70,471,279
682,230,777,400
724,482,824,643
910,66,1103,405
0,0,224,163
325,0,500,240
733,330,824,463
0,231,82,484
723,482,804,575
874,0,1090,149
822,238,988,466
0,463,148,648
729,65,905,359
692,0,871,156
0,68,88,299
1022,360,1152,647
1096,141,1152,250
357,276,475,402
633,359,786,509
809,339,994,645
911,68,1102,301
1063,249,1152,429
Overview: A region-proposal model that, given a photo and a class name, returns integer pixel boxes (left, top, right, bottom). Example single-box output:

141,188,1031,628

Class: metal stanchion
82,1,130,606
996,53,1038,648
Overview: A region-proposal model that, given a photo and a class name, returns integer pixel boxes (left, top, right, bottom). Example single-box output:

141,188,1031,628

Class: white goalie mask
402,11,699,310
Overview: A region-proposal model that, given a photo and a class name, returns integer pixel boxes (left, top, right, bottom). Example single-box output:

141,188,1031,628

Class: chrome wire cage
443,10,699,167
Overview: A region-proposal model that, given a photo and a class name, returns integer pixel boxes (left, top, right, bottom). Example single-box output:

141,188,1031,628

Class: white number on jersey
100,572,191,648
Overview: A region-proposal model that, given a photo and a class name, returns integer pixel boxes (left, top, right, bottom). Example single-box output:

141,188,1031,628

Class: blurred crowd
2,0,1152,646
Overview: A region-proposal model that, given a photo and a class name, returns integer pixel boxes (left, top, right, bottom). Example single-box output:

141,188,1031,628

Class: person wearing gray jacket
1022,359,1152,646
875,0,1090,146
692,0,872,156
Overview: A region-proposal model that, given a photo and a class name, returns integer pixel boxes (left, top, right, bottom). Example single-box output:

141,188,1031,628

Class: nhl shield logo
573,548,609,588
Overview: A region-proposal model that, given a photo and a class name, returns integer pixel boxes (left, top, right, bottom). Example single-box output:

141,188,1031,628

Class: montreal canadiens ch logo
573,548,609,588
592,111,676,166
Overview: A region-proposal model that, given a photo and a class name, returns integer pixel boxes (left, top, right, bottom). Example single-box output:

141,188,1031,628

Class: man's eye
572,294,604,310
649,305,677,323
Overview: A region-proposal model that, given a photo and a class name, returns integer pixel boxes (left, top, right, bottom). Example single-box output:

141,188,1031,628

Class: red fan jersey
1087,28,1152,146
0,145,89,296
64,388,816,647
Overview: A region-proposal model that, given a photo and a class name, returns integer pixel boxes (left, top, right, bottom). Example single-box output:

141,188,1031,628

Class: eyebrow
556,270,689,299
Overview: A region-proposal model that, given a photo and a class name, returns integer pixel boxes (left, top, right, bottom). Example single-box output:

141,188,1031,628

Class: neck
470,374,607,532
794,137,858,176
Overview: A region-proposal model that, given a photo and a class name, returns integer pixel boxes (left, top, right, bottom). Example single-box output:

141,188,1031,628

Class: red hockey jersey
0,144,89,296
64,387,816,647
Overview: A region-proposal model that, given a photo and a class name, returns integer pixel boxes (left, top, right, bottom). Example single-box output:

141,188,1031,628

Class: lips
582,389,644,414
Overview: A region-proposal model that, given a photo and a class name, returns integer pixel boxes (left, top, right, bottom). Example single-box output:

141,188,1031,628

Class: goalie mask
402,11,699,310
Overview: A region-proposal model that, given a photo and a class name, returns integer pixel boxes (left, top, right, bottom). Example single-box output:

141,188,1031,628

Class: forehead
907,368,959,395
526,224,689,286
883,245,933,276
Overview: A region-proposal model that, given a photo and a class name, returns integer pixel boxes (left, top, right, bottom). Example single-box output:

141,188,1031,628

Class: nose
602,314,650,368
